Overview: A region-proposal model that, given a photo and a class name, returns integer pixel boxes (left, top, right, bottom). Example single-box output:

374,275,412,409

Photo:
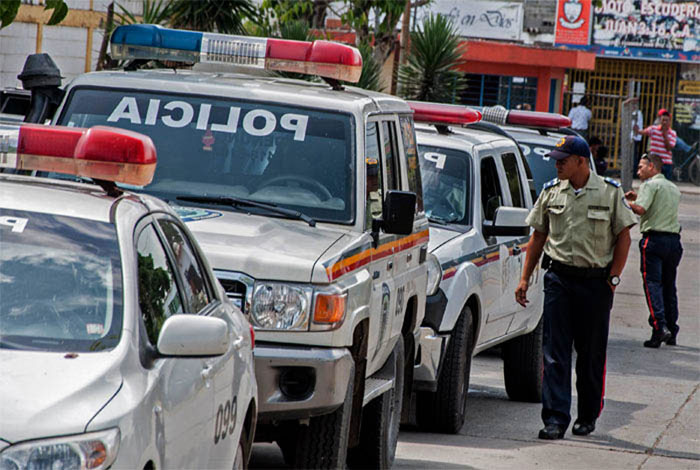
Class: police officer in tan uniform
625,153,683,348
515,135,637,440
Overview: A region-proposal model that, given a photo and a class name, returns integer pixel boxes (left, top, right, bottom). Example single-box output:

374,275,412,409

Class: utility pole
620,80,638,192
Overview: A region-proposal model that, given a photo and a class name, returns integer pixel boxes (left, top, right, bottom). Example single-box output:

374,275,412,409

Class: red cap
657,108,670,117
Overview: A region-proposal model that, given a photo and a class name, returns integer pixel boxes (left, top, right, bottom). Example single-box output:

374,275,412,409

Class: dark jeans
541,270,614,427
662,164,673,180
640,233,683,334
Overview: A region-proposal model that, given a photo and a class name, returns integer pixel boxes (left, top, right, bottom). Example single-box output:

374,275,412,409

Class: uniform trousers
640,232,683,334
541,270,614,427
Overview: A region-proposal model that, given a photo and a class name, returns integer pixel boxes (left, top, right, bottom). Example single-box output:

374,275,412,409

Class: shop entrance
565,59,676,169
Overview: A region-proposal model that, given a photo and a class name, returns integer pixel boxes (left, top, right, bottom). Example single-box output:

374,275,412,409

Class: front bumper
413,327,449,391
254,342,354,422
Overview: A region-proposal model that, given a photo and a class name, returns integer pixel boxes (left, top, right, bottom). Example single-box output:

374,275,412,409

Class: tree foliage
115,0,172,28
169,0,258,35
0,0,68,29
398,14,466,103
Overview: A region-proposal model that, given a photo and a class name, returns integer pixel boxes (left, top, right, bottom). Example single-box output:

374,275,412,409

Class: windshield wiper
177,195,316,227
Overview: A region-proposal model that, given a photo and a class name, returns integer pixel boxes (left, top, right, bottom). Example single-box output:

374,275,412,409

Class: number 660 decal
214,396,238,444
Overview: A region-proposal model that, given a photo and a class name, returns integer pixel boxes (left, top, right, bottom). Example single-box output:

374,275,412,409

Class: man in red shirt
635,109,677,179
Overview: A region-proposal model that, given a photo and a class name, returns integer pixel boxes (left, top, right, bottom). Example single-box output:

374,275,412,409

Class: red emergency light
481,106,571,129
408,101,482,126
2,124,157,186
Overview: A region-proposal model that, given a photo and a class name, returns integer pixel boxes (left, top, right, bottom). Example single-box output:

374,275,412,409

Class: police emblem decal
560,0,584,29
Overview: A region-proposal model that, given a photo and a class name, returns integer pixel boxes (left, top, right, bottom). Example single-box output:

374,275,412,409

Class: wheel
502,316,543,402
416,306,474,434
349,336,404,469
688,157,700,186
293,365,355,469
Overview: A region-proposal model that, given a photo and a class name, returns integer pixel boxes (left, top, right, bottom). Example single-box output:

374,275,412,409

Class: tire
349,336,404,469
292,365,355,469
502,316,543,403
416,306,474,434
688,157,700,186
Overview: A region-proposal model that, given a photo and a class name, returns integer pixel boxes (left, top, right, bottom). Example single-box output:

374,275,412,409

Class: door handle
407,253,412,262
512,246,522,256
201,365,213,381
387,261,393,270
232,336,244,350
373,271,380,279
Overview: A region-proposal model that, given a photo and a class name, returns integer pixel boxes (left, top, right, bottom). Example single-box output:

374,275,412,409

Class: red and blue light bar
110,24,363,83
408,101,482,126
0,124,157,186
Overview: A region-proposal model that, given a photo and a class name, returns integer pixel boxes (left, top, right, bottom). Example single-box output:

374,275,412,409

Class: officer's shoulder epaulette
543,178,560,190
604,177,621,188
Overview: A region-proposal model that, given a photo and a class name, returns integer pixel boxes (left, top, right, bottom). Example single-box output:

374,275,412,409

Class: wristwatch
608,275,620,286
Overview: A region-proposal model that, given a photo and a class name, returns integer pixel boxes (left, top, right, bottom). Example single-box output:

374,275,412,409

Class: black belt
548,260,609,279
642,230,680,237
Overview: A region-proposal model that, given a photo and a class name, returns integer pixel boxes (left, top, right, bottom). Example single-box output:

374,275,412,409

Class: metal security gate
565,59,677,169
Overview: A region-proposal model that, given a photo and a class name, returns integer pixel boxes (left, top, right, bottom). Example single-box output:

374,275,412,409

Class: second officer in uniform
515,135,637,440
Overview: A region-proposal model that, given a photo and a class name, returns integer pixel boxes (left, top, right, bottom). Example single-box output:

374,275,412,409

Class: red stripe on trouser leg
642,237,658,329
598,359,607,417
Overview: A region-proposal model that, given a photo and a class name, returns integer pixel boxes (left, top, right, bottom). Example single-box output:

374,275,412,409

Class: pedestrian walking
515,135,636,440
631,109,643,176
624,153,683,348
635,109,676,180
568,97,592,141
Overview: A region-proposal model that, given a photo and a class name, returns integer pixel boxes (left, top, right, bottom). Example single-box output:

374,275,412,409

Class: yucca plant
114,0,172,27
398,14,466,103
169,0,258,35
352,41,382,92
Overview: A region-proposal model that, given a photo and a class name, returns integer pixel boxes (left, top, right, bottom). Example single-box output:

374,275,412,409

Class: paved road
250,187,700,470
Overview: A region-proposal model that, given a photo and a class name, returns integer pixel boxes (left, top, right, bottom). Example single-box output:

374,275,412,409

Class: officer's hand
607,281,617,293
624,190,637,201
515,279,529,307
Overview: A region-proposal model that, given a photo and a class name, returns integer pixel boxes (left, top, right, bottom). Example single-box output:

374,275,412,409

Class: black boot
643,326,672,348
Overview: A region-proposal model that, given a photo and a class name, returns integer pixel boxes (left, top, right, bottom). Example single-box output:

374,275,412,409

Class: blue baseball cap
547,135,591,160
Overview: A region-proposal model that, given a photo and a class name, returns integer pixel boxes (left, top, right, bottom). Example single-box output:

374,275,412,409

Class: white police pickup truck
407,102,545,434
23,25,430,468
0,123,256,469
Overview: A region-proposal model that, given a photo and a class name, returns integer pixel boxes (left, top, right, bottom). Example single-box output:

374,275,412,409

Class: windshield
0,209,122,352
58,88,356,223
418,145,472,225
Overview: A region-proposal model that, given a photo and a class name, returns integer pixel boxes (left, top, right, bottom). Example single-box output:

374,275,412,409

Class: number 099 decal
214,396,238,444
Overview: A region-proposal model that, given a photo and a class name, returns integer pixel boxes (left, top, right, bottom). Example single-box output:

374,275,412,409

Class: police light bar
110,24,363,83
0,124,156,186
408,101,482,126
481,106,571,129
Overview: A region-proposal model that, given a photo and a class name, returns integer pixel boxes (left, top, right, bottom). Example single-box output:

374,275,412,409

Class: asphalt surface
250,183,700,470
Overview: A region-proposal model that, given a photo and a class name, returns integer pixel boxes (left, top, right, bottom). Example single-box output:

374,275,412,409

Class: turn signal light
313,292,347,324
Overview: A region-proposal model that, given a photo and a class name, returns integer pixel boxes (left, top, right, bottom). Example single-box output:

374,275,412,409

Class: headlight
251,282,311,330
0,428,119,470
426,253,442,296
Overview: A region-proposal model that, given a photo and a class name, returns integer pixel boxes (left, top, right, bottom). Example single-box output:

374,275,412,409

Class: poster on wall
555,0,593,46
590,1,700,62
414,0,523,41
673,65,700,149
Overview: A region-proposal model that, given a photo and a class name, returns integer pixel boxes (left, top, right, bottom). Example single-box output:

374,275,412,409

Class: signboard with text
555,0,592,46
414,0,523,41
590,0,700,62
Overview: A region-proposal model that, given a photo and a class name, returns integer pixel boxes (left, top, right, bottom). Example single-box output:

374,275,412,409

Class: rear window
58,88,356,224
0,209,122,352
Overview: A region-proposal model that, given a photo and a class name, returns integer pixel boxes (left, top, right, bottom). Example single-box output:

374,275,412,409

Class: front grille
219,278,247,312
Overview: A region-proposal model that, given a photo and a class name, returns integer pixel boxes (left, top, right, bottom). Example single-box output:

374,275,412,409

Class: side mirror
380,190,416,235
483,206,530,237
157,314,229,357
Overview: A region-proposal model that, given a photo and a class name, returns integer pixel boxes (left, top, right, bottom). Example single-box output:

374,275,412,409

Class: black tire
349,336,404,469
292,365,355,469
502,316,543,403
416,306,474,434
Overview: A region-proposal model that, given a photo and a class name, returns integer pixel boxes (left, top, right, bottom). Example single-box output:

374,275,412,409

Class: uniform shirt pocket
588,206,611,257
547,205,566,234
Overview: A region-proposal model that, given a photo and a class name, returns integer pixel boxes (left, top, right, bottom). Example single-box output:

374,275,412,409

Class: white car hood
0,350,122,443
428,226,463,252
175,207,345,282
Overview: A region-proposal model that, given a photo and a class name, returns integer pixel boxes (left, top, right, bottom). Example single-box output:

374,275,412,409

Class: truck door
364,118,400,375
477,154,512,343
